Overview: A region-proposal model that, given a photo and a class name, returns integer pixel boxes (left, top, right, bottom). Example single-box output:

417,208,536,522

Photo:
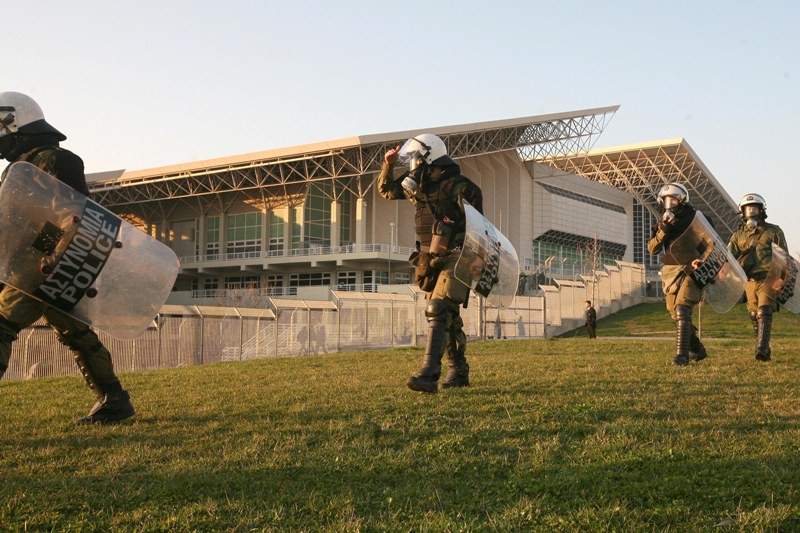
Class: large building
86,106,739,304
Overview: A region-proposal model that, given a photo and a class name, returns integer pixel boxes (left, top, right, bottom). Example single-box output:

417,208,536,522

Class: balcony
179,243,416,273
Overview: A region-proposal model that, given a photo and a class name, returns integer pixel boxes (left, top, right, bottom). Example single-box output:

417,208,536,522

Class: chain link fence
3,261,645,381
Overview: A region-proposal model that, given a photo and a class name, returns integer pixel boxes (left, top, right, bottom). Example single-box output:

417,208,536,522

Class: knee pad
425,299,449,319
757,306,773,320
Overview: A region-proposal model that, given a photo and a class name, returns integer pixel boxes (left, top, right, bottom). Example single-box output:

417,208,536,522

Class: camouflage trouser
745,278,777,314
0,287,117,384
429,254,469,363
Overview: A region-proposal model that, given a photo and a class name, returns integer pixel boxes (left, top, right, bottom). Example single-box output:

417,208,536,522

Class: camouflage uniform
378,159,482,393
0,144,134,423
647,201,707,365
728,219,787,361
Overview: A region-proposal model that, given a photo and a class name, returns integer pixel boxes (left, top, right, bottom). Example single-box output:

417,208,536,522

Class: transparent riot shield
0,162,180,339
665,211,746,313
454,201,519,308
765,243,800,313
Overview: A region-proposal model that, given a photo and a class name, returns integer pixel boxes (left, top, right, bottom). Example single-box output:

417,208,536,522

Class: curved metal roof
535,139,740,242
87,106,619,221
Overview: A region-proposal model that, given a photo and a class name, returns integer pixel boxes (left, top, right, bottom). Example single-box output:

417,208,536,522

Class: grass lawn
1,303,799,530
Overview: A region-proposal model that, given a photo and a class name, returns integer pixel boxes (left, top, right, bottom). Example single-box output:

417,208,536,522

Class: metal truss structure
88,106,618,224
537,139,741,242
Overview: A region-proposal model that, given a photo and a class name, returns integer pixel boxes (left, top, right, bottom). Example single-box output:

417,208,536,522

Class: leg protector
407,299,450,393
673,305,692,366
56,328,135,423
756,306,773,362
442,313,469,389
749,311,759,338
57,329,108,400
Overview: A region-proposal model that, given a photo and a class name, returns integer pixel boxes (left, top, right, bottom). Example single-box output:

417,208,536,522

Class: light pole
388,222,395,285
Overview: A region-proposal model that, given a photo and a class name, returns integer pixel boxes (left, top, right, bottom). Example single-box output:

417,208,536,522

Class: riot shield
454,201,519,307
765,243,800,313
0,162,180,339
665,211,746,313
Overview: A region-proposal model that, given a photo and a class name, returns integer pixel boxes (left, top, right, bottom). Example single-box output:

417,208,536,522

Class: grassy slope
1,303,799,531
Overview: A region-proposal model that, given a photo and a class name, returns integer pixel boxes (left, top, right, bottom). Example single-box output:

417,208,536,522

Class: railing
180,243,415,264
191,287,299,299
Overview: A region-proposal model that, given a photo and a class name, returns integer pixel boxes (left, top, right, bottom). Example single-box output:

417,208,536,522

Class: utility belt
748,272,768,282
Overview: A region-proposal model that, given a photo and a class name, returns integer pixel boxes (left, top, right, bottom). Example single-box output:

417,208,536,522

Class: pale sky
5,0,799,253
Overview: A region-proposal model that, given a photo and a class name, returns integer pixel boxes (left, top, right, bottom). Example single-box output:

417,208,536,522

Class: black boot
442,315,469,389
749,311,759,337
77,380,135,424
407,300,449,393
689,326,707,362
755,306,773,362
673,305,692,366
442,362,469,389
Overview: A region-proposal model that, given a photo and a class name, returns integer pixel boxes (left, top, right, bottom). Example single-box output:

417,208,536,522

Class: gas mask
743,205,761,229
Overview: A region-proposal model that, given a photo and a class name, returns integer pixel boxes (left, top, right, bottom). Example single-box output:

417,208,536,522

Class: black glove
658,221,673,235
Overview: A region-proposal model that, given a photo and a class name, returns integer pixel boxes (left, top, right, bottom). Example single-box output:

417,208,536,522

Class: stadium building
87,105,740,303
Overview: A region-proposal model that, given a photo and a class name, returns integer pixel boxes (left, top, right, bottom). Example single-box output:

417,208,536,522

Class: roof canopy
87,106,618,221
536,139,740,242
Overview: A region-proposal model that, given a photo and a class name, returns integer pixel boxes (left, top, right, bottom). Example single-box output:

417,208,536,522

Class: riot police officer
728,193,787,361
378,134,483,393
648,183,708,366
0,91,135,423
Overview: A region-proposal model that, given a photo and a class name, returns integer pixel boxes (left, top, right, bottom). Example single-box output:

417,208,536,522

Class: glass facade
206,216,220,258
531,236,622,270
225,275,260,289
289,273,332,286
305,182,331,246
226,212,262,255
269,209,286,254
633,200,660,267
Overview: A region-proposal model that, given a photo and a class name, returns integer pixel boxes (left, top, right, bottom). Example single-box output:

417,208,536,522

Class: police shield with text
649,183,745,366
764,243,800,314
0,162,180,339
378,133,483,393
728,193,788,361
453,201,519,308
0,91,140,423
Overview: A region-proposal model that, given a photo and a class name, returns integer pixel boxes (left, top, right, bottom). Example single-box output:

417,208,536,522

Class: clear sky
5,0,799,254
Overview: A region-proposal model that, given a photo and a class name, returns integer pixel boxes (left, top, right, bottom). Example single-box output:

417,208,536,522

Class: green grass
2,303,800,531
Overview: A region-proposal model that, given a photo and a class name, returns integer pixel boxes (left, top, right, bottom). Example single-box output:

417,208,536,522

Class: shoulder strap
18,146,58,170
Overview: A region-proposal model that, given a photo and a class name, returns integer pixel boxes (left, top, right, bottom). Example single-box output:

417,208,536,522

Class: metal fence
3,261,645,381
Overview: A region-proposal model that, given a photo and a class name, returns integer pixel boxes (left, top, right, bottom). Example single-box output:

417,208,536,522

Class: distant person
297,325,309,354
584,301,597,338
378,134,483,393
647,183,708,366
728,193,787,362
0,91,134,423
311,322,326,354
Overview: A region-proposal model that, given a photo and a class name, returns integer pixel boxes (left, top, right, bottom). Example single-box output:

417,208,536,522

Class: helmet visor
663,196,681,210
397,137,429,169
0,107,17,138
